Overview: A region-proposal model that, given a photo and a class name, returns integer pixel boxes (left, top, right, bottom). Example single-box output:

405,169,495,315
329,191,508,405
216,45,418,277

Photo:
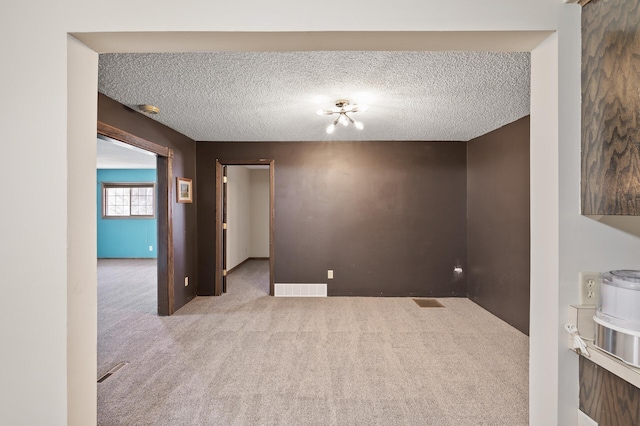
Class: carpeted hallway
98,259,529,425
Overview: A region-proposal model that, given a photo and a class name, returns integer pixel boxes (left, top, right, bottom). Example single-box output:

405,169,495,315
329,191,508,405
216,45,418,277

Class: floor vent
97,362,128,383
413,298,444,308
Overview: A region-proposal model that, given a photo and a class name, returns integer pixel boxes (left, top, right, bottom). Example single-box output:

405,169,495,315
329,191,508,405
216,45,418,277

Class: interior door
215,160,223,296
222,165,228,293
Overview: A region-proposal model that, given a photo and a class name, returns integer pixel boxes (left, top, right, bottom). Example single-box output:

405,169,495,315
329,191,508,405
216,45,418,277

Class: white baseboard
274,283,327,297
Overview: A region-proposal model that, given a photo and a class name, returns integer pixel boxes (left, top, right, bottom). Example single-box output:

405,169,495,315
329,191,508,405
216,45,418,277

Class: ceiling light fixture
317,99,365,134
138,104,160,114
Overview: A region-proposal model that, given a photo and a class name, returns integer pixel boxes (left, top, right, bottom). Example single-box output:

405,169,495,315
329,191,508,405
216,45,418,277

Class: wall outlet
184,276,189,287
577,409,598,425
327,270,333,279
149,245,153,252
579,271,600,305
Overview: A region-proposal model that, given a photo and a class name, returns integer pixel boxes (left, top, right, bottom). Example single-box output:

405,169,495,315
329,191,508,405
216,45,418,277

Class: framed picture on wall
176,177,193,203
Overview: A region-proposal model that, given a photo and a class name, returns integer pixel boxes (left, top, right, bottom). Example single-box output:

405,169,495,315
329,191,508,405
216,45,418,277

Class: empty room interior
11,0,640,425
95,49,531,425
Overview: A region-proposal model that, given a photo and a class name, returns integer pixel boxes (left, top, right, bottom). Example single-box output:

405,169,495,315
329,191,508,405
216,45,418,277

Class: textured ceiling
98,51,530,142
97,136,156,169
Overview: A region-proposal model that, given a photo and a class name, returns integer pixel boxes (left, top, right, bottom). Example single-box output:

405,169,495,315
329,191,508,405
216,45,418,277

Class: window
103,183,155,218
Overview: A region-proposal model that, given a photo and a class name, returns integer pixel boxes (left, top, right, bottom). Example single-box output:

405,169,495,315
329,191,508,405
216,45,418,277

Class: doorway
63,30,570,425
215,159,275,296
222,165,271,295
97,121,175,315
96,133,158,343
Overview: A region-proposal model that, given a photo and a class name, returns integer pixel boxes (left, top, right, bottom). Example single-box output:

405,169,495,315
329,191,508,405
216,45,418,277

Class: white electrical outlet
577,409,598,425
184,277,189,287
149,245,153,252
579,271,600,305
327,270,333,279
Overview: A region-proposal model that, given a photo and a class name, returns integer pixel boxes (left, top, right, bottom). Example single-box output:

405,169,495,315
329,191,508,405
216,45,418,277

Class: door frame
215,159,275,296
97,121,175,316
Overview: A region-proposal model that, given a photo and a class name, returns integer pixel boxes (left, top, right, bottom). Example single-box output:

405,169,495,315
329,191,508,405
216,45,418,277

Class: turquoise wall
97,169,157,258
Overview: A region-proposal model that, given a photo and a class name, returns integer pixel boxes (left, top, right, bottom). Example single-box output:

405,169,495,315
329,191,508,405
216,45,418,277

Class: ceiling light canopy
317,99,365,134
138,104,160,114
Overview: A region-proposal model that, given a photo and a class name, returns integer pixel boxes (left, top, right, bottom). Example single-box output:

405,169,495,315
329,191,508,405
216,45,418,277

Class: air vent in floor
413,298,444,308
97,362,128,383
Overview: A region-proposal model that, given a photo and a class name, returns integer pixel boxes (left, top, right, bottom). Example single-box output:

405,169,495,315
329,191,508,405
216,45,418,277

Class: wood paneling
582,0,640,215
580,356,640,425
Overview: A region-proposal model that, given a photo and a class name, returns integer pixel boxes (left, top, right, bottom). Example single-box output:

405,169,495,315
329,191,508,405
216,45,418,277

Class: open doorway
97,122,175,316
221,165,271,296
215,160,275,296
63,29,570,425
96,133,158,320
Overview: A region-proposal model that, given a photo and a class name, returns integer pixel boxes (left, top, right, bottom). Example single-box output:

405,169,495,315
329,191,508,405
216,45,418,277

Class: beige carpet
98,259,529,425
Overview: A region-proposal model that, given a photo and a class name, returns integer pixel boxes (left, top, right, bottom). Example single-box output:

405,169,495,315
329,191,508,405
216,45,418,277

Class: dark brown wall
467,116,530,334
197,141,468,297
98,93,198,311
580,356,640,425
582,0,640,215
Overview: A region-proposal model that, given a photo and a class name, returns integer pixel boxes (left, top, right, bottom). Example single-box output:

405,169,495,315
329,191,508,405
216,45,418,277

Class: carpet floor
98,259,529,425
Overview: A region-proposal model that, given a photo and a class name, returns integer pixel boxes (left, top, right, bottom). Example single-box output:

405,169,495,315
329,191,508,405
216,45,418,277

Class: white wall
530,32,561,425
530,9,640,425
250,169,270,258
3,1,630,425
2,7,73,425
227,167,270,269
67,35,99,426
555,6,640,424
226,166,251,270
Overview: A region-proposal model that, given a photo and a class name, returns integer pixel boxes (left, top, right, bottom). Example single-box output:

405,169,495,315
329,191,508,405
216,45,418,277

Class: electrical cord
565,323,590,357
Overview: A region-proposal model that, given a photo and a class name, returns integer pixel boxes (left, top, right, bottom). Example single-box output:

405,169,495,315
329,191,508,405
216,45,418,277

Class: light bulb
339,114,348,126
354,121,364,130
358,105,369,112
316,109,326,116
326,123,336,134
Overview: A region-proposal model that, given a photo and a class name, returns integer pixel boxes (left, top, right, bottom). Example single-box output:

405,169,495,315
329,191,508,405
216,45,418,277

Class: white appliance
594,270,640,367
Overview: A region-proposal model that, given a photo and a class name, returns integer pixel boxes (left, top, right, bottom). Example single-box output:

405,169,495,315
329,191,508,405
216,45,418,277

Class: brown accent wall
580,356,640,425
582,0,640,215
98,93,198,311
467,116,530,334
197,141,468,297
